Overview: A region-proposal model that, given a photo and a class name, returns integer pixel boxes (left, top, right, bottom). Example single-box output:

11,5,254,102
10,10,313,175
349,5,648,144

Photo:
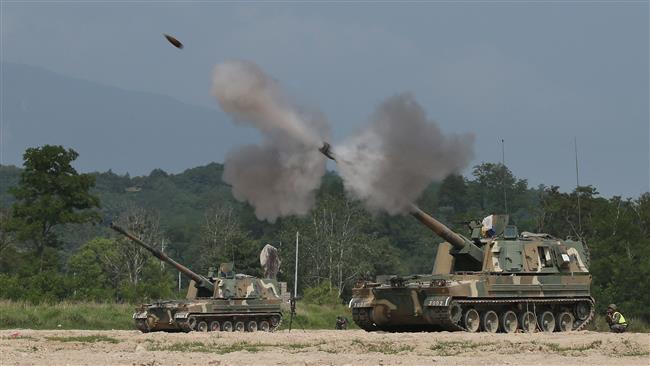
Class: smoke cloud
335,93,474,214
212,60,328,222
212,61,474,220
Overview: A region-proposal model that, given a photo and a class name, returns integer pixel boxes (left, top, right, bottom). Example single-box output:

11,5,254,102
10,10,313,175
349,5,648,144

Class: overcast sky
1,2,648,198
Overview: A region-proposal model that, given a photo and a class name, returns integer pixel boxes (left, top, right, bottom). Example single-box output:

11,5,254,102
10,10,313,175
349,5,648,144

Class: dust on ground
1,329,648,366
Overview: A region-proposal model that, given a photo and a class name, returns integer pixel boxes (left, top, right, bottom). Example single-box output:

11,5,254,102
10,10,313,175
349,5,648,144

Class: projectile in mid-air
163,34,183,49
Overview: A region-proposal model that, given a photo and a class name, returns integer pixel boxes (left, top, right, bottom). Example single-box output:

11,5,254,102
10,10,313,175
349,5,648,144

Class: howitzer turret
318,141,594,333
409,204,483,270
110,223,214,293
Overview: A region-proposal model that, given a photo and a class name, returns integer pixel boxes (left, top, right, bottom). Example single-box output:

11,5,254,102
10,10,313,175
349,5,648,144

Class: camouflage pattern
133,272,283,333
111,224,282,333
349,208,594,333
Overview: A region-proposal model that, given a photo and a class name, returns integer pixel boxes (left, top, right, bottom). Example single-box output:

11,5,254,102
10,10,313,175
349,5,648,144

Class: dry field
1,329,648,366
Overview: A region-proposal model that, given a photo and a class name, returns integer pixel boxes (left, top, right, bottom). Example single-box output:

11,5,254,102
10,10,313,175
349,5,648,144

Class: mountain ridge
1,61,255,176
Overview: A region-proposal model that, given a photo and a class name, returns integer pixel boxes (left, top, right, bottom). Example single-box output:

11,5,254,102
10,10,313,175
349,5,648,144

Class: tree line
0,145,648,321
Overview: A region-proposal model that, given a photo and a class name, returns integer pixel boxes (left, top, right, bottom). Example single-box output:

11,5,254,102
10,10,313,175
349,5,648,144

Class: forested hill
0,162,649,321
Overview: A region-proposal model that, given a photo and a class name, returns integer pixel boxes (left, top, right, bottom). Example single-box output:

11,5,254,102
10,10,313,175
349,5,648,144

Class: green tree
7,145,101,270
69,237,175,303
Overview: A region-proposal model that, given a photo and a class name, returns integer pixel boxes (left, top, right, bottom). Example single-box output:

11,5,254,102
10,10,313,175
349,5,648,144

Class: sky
1,1,649,198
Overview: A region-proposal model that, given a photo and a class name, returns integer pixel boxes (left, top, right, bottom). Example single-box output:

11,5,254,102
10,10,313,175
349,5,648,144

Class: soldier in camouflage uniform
606,304,628,333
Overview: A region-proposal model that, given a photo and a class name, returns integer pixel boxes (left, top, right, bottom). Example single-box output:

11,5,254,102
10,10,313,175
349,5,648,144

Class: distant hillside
1,62,256,175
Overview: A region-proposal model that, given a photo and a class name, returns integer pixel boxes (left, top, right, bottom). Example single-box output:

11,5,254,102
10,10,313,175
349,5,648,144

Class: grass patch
351,339,414,354
541,340,602,354
616,340,650,357
0,300,134,330
430,341,498,356
148,341,213,353
45,335,120,343
278,302,358,330
0,300,357,330
1,334,36,340
148,341,267,354
148,340,328,354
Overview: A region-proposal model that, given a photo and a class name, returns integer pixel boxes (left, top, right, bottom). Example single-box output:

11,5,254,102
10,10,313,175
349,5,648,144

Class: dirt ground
1,329,648,366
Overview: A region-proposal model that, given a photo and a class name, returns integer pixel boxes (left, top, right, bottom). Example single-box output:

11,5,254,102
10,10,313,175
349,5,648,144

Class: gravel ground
1,329,648,366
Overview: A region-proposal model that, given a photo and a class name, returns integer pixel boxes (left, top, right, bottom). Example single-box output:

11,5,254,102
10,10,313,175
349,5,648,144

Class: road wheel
575,301,591,321
222,321,233,332
501,310,518,333
247,320,258,332
234,321,245,332
209,321,220,332
557,312,574,332
449,301,462,324
196,321,208,332
520,311,536,333
135,319,150,333
188,316,197,331
463,308,481,332
482,310,499,333
258,320,270,332
538,311,555,333
270,316,281,330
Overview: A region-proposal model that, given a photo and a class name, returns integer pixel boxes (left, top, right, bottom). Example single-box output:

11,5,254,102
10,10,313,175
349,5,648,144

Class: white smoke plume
335,93,474,214
212,60,329,222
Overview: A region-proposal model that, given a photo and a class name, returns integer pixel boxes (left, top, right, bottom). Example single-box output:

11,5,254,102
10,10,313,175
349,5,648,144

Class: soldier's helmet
607,304,617,311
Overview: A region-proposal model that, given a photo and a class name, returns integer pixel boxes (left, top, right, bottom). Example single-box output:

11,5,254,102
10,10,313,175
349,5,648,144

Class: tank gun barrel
409,204,466,250
110,223,214,292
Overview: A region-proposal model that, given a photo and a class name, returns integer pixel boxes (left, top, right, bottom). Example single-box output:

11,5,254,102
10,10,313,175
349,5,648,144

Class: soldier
335,316,348,330
606,304,627,333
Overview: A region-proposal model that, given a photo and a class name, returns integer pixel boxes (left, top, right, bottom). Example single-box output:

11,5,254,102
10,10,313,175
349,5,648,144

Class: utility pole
502,139,508,214
294,231,299,298
575,137,582,234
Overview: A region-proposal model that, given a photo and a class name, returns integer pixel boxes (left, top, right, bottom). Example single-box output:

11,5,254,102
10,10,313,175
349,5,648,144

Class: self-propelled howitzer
318,142,594,333
110,224,283,333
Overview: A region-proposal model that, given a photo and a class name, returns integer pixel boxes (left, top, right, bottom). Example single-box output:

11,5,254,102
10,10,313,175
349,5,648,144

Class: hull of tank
133,299,282,333
350,273,594,332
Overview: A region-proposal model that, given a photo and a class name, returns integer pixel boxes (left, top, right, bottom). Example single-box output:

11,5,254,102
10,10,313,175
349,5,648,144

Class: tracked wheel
234,321,245,332
247,320,258,332
209,321,220,332
188,316,198,331
538,311,555,333
575,301,591,321
135,319,150,333
270,315,281,331
482,310,499,333
501,310,518,333
258,320,270,332
196,321,208,332
222,321,233,332
557,312,574,332
463,309,481,332
520,311,536,333
449,301,463,325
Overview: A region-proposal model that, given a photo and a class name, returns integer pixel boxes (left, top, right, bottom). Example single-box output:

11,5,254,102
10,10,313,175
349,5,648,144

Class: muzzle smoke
212,61,328,222
212,62,474,220
335,93,474,214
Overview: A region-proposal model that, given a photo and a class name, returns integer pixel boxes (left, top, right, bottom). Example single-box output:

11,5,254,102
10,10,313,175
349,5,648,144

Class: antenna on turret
574,137,582,234
501,139,508,214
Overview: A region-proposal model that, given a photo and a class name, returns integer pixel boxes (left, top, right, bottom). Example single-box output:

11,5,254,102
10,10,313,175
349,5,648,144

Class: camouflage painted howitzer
110,223,283,333
319,142,594,333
